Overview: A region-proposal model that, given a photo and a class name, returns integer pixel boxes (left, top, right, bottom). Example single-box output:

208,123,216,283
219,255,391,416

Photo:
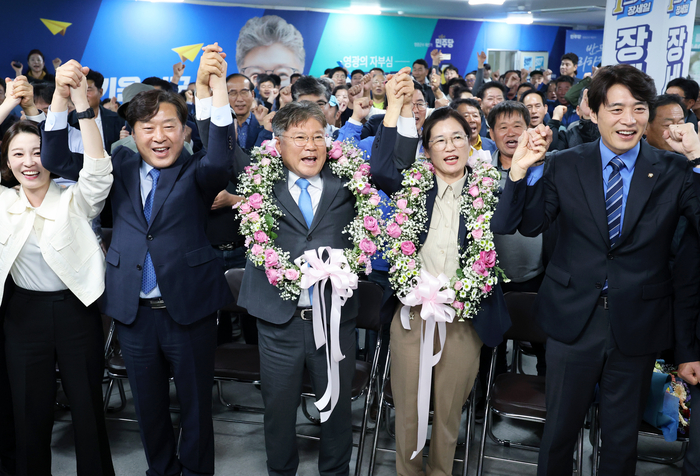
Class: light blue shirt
139,160,162,299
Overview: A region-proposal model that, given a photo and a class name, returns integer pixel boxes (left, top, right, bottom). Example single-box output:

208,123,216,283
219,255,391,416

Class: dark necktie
141,168,160,294
603,157,624,293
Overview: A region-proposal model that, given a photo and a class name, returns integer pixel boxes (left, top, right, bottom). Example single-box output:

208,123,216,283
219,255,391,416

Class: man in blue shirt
493,64,700,476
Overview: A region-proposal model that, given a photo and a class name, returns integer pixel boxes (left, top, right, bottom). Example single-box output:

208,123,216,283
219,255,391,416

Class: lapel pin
648,173,653,178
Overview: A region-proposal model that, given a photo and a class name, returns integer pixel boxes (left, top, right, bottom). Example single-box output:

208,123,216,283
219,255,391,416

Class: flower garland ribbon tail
398,269,456,459
297,246,358,422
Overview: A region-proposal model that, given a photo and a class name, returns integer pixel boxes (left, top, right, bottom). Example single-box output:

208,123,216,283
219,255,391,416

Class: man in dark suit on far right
493,64,700,476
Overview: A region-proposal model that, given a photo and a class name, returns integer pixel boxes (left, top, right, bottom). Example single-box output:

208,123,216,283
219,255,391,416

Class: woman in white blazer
0,62,114,475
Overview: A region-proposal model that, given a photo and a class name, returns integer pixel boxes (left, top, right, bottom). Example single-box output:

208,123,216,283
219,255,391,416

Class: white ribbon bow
399,269,456,459
297,247,358,422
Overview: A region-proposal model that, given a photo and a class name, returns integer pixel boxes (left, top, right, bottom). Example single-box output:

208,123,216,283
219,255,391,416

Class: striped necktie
603,157,624,293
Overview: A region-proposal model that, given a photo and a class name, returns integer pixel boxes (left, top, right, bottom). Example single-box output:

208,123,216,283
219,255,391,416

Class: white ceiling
186,0,619,27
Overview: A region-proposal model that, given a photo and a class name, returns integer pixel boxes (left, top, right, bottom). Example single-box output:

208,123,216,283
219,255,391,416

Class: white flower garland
235,138,384,300
384,151,507,320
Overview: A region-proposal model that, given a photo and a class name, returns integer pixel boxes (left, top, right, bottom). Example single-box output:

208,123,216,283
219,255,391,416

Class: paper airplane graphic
172,43,204,62
40,18,72,36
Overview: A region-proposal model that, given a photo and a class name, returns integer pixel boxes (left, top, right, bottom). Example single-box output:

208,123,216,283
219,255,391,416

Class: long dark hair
26,49,49,76
1,121,41,186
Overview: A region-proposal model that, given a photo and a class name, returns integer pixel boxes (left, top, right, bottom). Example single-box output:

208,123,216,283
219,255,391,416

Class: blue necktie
296,178,314,304
141,168,160,294
603,157,624,294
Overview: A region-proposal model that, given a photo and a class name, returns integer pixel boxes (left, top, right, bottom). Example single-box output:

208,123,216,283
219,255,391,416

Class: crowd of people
1,41,700,476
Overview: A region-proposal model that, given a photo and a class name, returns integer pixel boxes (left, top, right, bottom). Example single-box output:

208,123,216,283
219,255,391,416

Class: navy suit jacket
68,105,123,154
370,124,511,347
493,139,700,355
41,123,238,325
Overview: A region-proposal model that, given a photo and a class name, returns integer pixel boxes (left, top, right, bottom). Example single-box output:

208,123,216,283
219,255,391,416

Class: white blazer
0,153,113,306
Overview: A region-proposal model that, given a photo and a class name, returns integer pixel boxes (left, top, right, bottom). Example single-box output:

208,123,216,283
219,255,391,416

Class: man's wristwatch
690,157,700,167
76,108,95,120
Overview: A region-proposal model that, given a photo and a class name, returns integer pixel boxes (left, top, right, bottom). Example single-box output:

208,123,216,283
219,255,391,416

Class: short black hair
503,70,520,82
422,107,472,147
412,59,429,69
667,77,700,102
351,69,364,77
561,52,579,67
650,94,687,123
291,76,330,101
290,73,302,82
446,78,468,94
142,76,173,90
86,70,104,90
450,97,482,113
226,73,252,85
483,63,492,71
455,87,473,98
257,74,281,88
588,64,657,115
125,89,188,129
369,67,385,75
465,70,477,77
330,67,347,79
32,81,55,105
555,75,575,86
477,81,507,99
487,100,530,129
530,70,544,78
520,89,546,105
444,65,459,76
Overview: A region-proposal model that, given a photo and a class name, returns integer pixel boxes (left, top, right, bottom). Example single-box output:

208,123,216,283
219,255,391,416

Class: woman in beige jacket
0,61,114,476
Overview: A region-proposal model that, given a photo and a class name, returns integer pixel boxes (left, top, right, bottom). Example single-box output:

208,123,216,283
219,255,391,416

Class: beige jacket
0,153,113,306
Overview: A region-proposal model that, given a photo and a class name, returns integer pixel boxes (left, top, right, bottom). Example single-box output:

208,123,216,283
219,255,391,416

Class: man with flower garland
495,64,700,476
370,67,511,475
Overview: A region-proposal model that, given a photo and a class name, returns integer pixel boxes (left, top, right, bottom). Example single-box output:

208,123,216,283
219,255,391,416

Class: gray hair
236,15,305,70
272,101,327,137
291,76,330,102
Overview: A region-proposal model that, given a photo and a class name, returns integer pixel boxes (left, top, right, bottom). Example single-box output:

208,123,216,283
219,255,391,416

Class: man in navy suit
41,44,237,476
493,64,700,476
226,72,270,152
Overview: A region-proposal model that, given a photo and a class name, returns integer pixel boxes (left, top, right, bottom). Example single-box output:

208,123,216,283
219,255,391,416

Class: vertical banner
601,0,697,92
565,30,604,76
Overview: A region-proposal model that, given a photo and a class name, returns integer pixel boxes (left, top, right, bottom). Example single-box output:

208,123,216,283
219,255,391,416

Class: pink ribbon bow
399,269,456,459
297,247,358,422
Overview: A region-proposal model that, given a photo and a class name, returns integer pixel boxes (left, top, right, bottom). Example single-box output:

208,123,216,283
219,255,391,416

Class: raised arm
0,78,22,125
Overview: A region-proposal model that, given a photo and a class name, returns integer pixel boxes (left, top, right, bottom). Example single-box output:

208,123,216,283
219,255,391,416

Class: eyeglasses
428,134,468,151
228,89,252,98
281,134,327,147
241,66,300,82
412,101,427,111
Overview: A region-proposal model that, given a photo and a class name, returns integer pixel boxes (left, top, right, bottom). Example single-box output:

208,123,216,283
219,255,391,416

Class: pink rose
473,197,484,210
248,212,260,222
329,144,343,159
397,198,408,210
260,158,271,166
338,157,349,166
264,140,279,157
251,244,264,256
480,250,497,268
357,254,367,264
468,185,480,197
365,260,373,274
369,194,381,206
264,249,279,267
363,216,379,234
359,238,377,255
472,260,487,276
472,228,483,240
253,231,269,243
454,281,463,290
239,202,251,214
249,193,263,209
359,163,371,175
361,184,371,195
395,212,407,225
411,172,422,180
284,269,300,281
481,284,492,293
452,301,465,310
411,187,420,196
482,177,494,187
253,174,262,185
386,222,402,239
400,241,416,256
353,171,364,180
265,268,282,285
407,259,416,270
477,214,485,224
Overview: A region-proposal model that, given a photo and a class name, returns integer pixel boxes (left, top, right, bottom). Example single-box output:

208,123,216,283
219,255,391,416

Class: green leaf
269,232,278,240
456,268,465,279
264,214,274,227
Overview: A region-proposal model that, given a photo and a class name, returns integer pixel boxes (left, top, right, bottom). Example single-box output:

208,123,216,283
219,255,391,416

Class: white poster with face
601,0,697,92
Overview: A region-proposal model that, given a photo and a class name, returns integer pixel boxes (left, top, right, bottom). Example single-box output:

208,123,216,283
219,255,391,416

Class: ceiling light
468,0,506,5
506,12,533,24
348,5,382,14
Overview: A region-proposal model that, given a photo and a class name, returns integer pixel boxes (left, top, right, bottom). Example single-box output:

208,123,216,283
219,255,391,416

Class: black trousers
537,304,656,476
4,287,114,476
116,307,217,476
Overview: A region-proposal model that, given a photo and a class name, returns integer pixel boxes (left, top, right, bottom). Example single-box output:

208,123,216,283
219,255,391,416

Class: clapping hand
510,124,552,181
